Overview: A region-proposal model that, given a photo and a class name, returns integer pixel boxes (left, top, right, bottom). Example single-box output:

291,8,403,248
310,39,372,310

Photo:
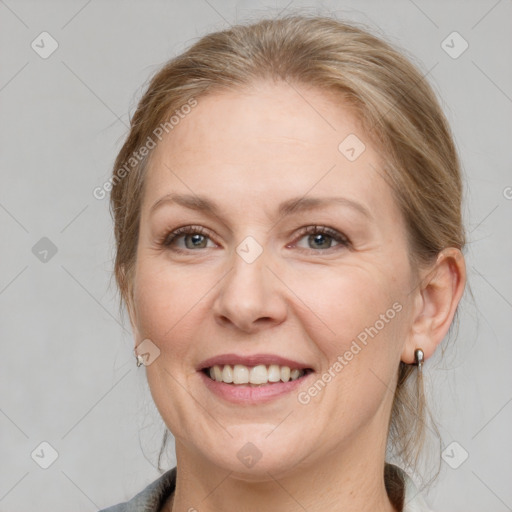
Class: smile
197,353,315,403
203,364,313,386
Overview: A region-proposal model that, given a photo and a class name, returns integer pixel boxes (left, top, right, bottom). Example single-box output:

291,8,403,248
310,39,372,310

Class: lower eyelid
292,238,348,251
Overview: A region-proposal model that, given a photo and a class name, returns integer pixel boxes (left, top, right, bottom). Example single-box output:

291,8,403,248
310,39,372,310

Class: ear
401,247,466,364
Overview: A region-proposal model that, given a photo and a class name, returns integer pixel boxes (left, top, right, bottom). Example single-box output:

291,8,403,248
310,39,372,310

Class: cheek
133,262,211,437
292,271,408,411
299,267,403,347
132,261,203,355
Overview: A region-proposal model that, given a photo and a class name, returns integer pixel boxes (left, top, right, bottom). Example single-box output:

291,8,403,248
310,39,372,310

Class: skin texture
126,80,466,512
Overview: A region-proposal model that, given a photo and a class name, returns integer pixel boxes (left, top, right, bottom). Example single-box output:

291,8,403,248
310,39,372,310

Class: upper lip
197,353,314,371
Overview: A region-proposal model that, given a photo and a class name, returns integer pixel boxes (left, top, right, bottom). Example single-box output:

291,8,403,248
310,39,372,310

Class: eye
292,225,350,251
161,225,216,251
160,224,350,254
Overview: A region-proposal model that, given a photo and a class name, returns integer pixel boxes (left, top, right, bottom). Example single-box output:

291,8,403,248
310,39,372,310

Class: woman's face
129,81,418,478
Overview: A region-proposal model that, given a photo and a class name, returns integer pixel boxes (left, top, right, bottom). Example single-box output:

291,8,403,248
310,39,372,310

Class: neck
165,433,398,512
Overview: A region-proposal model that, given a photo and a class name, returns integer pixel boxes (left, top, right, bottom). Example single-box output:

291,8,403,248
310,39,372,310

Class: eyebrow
149,193,373,220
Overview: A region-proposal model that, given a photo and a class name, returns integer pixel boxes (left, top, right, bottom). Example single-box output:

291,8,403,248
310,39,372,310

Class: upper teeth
208,364,306,385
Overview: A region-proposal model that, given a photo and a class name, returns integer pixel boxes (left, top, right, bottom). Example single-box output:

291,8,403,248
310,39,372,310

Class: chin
204,427,310,480
219,452,308,482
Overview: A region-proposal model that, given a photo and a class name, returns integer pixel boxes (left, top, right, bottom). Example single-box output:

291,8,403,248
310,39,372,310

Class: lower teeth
228,382,279,386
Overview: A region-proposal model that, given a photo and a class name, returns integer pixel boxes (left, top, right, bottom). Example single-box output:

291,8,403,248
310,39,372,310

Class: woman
100,13,466,512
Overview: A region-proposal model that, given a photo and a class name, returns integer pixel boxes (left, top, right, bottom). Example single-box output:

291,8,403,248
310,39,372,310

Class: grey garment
98,467,176,512
97,463,434,512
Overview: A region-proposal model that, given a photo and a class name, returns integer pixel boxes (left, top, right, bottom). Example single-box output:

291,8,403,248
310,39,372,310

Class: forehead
142,81,398,224
150,81,362,166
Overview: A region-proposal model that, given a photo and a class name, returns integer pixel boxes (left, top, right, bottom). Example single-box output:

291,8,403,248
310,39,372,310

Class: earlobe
401,247,466,364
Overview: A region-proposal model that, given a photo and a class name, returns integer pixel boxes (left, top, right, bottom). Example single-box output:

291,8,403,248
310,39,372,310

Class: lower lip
199,370,313,404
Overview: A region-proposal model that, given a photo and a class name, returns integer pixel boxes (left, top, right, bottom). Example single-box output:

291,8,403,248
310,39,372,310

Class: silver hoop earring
414,348,424,371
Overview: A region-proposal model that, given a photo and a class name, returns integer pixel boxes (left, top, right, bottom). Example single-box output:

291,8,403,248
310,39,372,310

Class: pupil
187,234,205,249
311,234,330,249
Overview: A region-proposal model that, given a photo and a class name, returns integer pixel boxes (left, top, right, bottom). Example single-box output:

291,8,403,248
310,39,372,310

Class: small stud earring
414,348,424,371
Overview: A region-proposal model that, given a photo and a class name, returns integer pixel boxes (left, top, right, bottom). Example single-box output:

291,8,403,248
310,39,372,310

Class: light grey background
1,0,511,510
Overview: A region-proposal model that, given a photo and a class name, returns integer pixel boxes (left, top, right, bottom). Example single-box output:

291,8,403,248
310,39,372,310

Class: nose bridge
212,234,286,331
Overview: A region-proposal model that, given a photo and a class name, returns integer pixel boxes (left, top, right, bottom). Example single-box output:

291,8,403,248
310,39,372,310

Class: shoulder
97,467,177,512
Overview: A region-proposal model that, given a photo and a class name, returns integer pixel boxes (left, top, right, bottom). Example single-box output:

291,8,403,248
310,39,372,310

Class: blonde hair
109,14,466,484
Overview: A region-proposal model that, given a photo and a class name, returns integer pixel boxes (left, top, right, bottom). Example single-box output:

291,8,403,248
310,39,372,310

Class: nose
211,245,287,333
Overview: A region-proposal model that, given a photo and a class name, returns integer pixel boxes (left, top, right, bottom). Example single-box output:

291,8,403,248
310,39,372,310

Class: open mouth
202,364,314,387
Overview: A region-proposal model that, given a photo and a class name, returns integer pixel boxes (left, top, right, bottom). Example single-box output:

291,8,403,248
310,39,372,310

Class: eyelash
159,225,351,254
